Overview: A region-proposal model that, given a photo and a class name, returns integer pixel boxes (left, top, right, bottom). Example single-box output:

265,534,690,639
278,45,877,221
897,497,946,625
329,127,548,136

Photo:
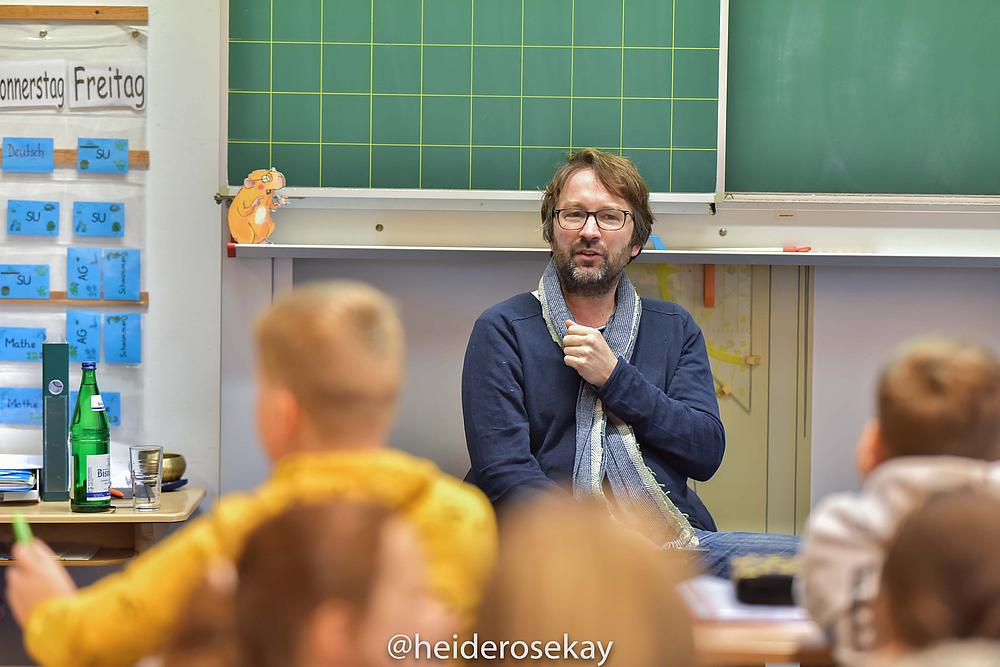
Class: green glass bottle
70,361,111,512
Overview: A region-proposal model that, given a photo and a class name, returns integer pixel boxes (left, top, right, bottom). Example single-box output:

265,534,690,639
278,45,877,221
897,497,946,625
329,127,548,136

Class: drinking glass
129,445,163,511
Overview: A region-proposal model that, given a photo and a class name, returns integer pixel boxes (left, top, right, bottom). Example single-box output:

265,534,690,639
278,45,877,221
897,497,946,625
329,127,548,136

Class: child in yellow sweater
6,282,497,667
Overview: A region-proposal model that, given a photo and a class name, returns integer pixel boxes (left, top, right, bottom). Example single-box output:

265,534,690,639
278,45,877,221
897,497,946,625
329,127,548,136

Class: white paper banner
0,61,67,109
68,62,146,110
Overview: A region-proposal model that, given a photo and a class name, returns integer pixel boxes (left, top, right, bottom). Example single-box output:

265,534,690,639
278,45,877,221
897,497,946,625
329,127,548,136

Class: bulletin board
0,7,149,453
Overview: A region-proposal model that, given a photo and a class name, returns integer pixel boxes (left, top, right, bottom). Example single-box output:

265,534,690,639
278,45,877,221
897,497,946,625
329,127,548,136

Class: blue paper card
0,264,50,299
66,311,101,363
7,200,59,236
103,313,141,365
70,390,120,427
72,201,124,237
0,388,43,425
0,328,46,362
77,138,128,174
2,137,54,173
101,249,140,301
67,248,102,300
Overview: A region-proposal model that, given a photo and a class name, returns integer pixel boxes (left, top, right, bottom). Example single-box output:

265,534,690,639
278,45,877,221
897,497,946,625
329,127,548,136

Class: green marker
12,514,32,545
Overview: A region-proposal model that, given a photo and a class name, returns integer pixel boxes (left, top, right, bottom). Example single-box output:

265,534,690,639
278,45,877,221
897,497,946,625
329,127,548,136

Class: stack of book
0,454,42,502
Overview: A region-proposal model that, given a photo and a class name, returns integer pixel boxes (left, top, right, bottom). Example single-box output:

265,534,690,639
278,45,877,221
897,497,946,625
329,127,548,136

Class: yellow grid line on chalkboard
668,0,676,191
418,0,425,188
318,0,324,184
230,139,715,151
568,0,575,157
618,0,626,155
228,0,721,192
267,0,273,169
468,0,475,188
368,0,374,187
231,90,718,102
518,0,525,189
231,38,718,51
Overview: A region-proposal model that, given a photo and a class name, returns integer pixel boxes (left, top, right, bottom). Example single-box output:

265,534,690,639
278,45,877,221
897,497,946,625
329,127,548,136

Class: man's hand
562,319,619,387
6,539,77,627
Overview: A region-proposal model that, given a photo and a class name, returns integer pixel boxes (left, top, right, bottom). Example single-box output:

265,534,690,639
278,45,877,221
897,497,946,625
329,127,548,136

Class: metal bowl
162,453,187,482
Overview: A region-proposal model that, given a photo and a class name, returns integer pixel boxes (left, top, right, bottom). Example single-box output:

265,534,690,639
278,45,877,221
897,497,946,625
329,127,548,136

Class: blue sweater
462,292,724,531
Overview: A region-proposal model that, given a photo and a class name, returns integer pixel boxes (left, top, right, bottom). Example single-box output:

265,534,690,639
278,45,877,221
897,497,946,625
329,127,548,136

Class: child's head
234,501,455,667
876,489,1000,654
253,281,404,459
476,496,695,667
858,339,1000,475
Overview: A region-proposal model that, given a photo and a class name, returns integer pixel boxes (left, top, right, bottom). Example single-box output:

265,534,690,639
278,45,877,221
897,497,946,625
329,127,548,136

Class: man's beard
553,241,632,297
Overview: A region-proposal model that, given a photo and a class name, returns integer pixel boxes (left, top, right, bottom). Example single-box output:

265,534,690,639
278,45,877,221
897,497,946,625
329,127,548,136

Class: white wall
218,255,278,492
142,0,222,498
811,266,1000,503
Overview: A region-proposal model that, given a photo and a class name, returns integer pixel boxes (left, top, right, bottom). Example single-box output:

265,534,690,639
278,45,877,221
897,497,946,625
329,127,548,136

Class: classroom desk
0,488,204,566
693,618,834,666
683,575,835,667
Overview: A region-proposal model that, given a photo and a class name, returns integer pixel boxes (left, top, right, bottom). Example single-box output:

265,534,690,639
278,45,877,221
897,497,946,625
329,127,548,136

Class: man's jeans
691,529,801,579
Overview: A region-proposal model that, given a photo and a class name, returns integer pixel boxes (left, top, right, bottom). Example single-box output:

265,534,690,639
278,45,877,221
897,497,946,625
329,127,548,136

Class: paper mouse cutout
228,167,288,244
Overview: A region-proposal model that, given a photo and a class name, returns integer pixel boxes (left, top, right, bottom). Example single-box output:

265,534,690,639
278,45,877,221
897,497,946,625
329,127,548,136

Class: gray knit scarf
538,260,698,548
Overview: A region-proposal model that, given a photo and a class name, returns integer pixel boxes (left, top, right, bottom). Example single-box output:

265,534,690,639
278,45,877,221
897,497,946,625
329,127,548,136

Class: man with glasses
462,148,798,575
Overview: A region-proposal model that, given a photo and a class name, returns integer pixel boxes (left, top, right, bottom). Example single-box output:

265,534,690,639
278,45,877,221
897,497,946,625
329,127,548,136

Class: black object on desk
731,554,798,606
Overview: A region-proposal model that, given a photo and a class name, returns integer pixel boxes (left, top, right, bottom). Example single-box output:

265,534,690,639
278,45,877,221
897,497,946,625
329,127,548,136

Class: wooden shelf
3,291,148,307
0,149,149,170
0,547,135,567
0,490,204,567
0,488,205,524
67,547,136,565
0,6,148,23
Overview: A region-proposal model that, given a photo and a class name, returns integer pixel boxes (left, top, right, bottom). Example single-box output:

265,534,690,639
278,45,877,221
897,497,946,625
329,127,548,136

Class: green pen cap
13,514,32,545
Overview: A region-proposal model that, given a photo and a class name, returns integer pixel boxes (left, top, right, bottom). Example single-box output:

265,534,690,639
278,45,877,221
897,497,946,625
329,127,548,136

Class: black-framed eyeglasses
553,208,631,231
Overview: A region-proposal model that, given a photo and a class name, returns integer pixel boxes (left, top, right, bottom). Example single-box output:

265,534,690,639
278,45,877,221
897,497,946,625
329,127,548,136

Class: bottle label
86,453,111,500
91,394,105,412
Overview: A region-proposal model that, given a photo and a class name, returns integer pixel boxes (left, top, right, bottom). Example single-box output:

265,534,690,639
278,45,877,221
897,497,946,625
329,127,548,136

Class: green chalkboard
227,0,720,193
727,0,1000,195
